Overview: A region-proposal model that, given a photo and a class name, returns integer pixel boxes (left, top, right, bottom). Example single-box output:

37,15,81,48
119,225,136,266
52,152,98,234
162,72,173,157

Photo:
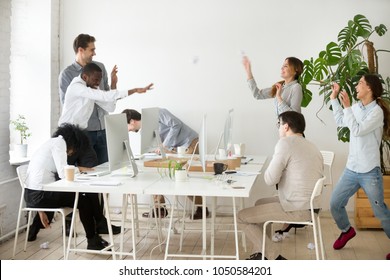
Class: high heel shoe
275,223,306,234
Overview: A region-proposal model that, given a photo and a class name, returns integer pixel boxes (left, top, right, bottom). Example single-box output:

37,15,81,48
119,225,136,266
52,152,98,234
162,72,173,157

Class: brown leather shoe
192,207,209,220
142,207,168,218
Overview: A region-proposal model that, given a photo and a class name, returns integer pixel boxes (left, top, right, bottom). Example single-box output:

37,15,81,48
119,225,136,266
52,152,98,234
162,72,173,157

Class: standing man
123,108,207,220
58,34,153,235
59,34,113,165
237,111,323,260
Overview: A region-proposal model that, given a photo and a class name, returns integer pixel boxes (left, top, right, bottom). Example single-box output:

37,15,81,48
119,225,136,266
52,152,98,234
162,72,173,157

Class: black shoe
87,235,109,250
96,218,121,235
275,255,287,260
275,224,306,234
192,207,209,220
246,252,267,260
27,223,40,242
142,207,168,218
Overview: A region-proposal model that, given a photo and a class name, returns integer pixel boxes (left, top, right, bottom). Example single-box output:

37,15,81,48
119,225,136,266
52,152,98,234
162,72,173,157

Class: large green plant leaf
301,59,314,85
338,24,357,52
337,126,350,143
323,42,342,66
375,24,388,36
353,14,372,39
313,56,329,82
301,85,312,108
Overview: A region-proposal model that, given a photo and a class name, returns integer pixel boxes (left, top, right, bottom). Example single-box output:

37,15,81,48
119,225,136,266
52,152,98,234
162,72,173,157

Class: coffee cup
64,165,75,181
177,146,187,156
213,162,228,175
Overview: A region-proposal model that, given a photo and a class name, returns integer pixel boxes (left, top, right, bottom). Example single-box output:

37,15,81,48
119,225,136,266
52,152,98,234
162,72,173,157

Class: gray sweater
264,135,323,212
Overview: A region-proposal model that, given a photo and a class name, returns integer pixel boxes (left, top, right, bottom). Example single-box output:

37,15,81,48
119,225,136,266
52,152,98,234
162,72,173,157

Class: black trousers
25,189,104,239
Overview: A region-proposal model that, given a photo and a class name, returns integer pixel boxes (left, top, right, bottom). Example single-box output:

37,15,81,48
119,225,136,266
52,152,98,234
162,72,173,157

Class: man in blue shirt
123,108,208,220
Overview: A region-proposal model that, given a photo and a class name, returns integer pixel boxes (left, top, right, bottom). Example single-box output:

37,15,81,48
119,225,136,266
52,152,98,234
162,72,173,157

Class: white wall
59,0,390,209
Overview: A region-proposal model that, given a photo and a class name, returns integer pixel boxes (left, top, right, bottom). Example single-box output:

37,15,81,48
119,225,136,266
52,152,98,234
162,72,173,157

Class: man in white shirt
237,111,323,260
58,62,153,234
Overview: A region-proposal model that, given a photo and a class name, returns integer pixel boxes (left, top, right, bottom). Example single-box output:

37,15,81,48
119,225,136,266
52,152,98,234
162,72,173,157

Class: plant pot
14,144,28,158
174,170,188,182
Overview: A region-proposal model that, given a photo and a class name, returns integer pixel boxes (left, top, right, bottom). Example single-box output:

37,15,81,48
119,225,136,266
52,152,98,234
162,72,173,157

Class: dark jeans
87,129,108,165
25,189,104,239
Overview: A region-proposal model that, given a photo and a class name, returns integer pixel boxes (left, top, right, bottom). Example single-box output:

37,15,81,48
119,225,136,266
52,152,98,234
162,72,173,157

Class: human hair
52,123,90,154
82,62,102,76
286,57,304,80
271,57,304,97
278,111,306,134
363,74,390,139
122,109,142,124
73,34,96,54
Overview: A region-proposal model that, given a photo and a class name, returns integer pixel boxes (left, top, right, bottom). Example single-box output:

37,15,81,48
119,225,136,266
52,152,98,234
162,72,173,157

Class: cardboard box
188,157,241,172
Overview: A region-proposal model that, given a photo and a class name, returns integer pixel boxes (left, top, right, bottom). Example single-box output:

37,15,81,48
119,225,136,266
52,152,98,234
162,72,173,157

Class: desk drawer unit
354,175,390,229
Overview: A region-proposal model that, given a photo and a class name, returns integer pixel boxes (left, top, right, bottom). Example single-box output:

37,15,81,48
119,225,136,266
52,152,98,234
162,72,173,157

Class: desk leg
129,194,137,260
211,197,216,259
202,196,207,259
66,191,79,260
164,195,177,260
232,197,239,260
119,194,127,259
102,193,116,260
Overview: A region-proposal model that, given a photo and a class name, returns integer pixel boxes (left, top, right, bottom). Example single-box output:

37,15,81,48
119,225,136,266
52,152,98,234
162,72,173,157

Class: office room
1,0,390,276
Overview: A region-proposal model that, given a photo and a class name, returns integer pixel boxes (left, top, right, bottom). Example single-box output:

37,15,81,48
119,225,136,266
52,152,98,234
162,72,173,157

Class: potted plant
10,114,31,157
168,159,188,182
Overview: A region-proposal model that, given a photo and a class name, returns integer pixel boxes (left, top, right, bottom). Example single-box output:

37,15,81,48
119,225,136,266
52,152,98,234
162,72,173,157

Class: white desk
42,171,162,259
42,155,267,260
144,155,267,259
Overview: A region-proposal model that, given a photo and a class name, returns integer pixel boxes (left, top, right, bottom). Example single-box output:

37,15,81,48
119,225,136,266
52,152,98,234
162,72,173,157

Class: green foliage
300,14,388,142
167,159,185,179
10,115,31,145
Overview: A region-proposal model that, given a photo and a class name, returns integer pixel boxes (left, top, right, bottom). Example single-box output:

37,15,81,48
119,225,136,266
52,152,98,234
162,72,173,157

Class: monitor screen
199,114,207,172
104,113,132,172
223,109,234,152
140,107,160,155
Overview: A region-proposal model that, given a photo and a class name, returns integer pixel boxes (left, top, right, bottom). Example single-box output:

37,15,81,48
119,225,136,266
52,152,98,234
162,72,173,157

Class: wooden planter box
354,175,390,229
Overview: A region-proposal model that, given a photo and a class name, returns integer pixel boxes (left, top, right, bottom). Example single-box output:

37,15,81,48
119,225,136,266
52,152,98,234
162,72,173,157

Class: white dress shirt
26,136,68,191
59,75,128,129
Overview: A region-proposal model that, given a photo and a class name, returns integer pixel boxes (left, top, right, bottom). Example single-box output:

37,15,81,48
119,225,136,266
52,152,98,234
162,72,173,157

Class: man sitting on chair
237,111,323,260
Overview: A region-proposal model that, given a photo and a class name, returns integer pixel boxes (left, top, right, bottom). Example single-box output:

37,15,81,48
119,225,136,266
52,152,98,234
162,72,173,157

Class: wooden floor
1,209,389,260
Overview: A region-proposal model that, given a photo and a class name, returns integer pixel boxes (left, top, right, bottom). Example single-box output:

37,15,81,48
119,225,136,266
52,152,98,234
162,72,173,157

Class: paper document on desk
236,171,260,176
83,181,122,186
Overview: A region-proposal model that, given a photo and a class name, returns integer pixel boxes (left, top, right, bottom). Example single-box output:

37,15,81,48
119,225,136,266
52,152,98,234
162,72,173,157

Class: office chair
261,176,326,260
12,164,75,259
320,150,334,188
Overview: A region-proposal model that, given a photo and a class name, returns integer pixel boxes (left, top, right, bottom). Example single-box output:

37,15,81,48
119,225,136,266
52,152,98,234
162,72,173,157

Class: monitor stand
213,132,224,160
154,129,167,160
111,140,138,178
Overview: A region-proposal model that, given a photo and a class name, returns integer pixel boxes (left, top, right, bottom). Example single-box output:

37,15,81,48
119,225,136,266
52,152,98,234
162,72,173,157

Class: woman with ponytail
329,74,390,260
242,56,304,114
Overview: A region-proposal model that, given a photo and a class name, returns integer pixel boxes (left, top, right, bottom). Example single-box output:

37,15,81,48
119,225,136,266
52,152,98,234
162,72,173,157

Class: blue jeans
87,130,108,165
330,167,390,238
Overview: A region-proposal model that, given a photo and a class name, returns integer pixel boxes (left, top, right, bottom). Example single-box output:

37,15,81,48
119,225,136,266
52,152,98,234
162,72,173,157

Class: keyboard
78,167,110,177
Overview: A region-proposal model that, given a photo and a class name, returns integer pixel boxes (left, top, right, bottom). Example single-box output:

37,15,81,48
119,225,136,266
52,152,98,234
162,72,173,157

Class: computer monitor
199,114,207,172
140,107,166,158
223,108,234,152
214,109,234,159
104,113,138,176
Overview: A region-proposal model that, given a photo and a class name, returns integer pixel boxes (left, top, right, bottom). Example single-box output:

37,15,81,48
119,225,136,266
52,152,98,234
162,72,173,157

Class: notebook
78,165,110,177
